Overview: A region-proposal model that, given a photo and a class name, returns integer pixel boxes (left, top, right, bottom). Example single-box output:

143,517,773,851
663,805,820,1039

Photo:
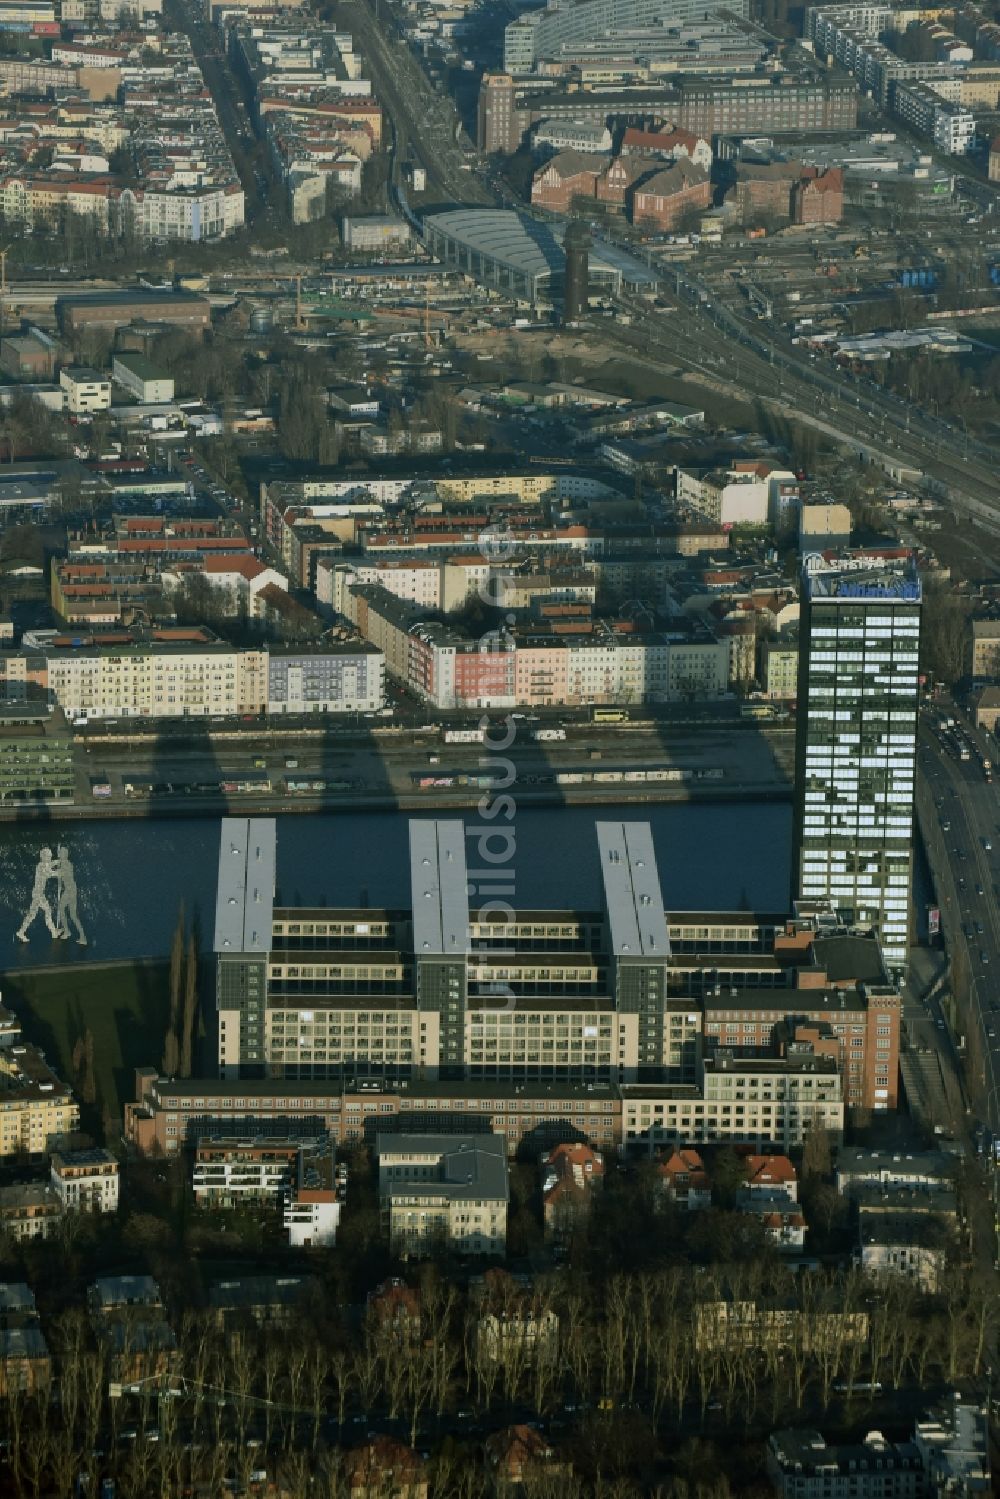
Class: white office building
793,556,921,974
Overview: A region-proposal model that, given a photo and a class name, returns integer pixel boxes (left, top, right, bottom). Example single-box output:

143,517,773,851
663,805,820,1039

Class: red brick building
793,166,843,224
595,154,648,208
620,125,712,171
731,161,843,225
630,158,711,231
530,150,606,211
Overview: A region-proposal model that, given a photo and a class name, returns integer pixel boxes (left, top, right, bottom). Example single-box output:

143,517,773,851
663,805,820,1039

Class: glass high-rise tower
792,555,921,975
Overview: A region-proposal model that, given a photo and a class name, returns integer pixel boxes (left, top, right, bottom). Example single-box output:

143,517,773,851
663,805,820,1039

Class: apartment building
89,1275,177,1383
835,1146,955,1195
473,1276,560,1365
806,4,974,151
655,1146,711,1208
343,580,730,708
761,640,799,700
0,1024,79,1160
193,1135,303,1206
893,80,975,155
0,1287,51,1399
377,1132,509,1257
694,1298,868,1354
0,1183,64,1241
50,1148,119,1213
40,629,268,720
206,1274,318,1328
767,1430,924,1499
914,1395,991,1496
267,642,384,714
283,1146,343,1247
16,629,382,719
971,616,1000,677
858,1210,951,1291
541,1142,604,1242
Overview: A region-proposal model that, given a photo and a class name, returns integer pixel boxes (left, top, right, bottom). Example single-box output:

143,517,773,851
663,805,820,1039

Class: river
0,802,793,970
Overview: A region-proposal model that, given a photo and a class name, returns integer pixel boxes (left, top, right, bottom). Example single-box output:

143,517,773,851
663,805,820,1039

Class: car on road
982,952,990,965
977,922,984,934
977,884,985,896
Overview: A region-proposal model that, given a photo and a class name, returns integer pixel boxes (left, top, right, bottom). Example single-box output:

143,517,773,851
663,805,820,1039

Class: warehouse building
57,289,211,336
112,352,175,404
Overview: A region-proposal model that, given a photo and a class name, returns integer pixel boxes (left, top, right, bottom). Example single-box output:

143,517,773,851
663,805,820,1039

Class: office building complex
208,817,899,1123
214,815,673,1085
478,72,857,154
792,556,920,975
0,705,74,806
503,0,749,75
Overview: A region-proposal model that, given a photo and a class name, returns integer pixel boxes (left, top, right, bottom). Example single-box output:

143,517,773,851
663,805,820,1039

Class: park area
3,960,170,1132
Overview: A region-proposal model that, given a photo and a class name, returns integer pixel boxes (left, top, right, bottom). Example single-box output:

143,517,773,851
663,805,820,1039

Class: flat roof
409,819,469,959
114,351,171,382
214,817,276,955
376,1131,509,1201
805,558,921,602
58,288,209,306
597,821,669,960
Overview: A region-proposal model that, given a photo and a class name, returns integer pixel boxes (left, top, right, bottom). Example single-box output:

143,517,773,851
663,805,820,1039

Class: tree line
161,904,199,1080
2,1249,992,1499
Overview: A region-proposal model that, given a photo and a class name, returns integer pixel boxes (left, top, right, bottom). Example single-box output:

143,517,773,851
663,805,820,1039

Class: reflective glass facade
793,563,921,973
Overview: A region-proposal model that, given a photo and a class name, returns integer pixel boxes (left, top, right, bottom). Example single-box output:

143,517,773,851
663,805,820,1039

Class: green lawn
2,961,170,1130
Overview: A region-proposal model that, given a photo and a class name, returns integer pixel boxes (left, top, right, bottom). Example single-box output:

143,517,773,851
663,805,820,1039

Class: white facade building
50,1148,120,1213
623,1049,845,1153
59,367,111,415
112,353,175,404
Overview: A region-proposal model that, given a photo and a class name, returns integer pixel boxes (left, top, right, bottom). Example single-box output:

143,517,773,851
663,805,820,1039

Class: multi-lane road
919,705,1000,1130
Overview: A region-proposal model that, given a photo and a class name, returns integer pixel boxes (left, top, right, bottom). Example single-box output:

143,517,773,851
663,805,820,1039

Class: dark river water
0,802,793,970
